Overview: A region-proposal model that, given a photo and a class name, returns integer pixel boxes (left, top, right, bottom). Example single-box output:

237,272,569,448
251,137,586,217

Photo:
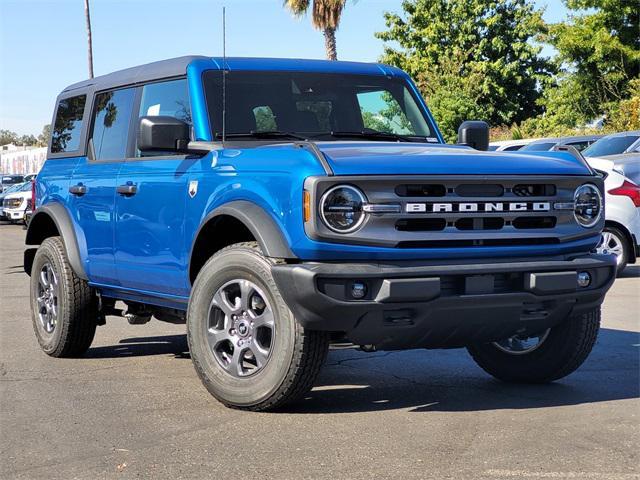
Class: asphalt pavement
1,222,638,480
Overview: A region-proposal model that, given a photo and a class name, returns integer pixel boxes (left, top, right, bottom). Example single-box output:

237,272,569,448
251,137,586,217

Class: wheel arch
604,220,636,264
24,204,88,279
188,200,296,284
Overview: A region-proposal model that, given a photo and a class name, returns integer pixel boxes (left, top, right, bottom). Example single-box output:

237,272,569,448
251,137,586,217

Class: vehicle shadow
619,264,639,278
84,327,639,414
85,335,190,359
284,327,640,414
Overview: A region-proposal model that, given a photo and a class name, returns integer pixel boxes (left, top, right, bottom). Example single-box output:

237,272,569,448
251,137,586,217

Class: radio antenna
221,6,227,145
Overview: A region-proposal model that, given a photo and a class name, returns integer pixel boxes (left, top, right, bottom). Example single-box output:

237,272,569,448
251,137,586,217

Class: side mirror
457,120,490,151
138,116,190,153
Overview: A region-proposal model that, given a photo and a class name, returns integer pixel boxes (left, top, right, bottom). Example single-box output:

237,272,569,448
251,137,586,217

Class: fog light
577,271,591,288
351,282,367,299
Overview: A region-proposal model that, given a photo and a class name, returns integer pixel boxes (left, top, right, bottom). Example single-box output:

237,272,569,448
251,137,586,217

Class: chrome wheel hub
207,279,275,377
596,230,624,266
493,329,551,355
36,263,59,334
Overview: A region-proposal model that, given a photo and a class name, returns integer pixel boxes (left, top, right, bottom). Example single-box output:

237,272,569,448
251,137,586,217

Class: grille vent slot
396,218,446,232
455,218,504,231
513,184,556,197
455,184,504,197
395,184,446,197
513,216,557,229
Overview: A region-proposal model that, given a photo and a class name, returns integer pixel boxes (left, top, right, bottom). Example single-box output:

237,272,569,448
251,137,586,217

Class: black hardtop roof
59,55,399,96
62,55,209,94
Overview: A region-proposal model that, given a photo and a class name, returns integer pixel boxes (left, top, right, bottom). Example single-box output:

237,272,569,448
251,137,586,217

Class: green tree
37,124,51,147
284,0,347,60
18,134,38,146
376,0,553,141
0,129,18,145
540,0,639,126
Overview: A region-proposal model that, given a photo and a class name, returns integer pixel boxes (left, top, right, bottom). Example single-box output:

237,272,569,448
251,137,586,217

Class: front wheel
187,242,329,411
596,226,629,275
467,307,601,383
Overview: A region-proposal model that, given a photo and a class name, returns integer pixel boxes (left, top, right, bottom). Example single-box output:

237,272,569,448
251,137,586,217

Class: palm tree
84,0,94,78
284,0,347,61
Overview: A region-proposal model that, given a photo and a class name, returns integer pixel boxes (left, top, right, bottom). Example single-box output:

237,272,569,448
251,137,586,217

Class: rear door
114,78,194,297
69,87,136,286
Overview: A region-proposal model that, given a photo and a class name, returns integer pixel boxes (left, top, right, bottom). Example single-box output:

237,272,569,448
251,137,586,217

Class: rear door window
51,95,86,153
90,88,136,161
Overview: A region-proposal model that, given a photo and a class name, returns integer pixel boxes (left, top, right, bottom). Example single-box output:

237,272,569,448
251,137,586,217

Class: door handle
69,184,87,196
117,184,138,197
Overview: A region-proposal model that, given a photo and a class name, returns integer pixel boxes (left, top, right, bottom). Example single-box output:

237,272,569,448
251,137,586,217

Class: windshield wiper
317,130,424,143
216,131,309,141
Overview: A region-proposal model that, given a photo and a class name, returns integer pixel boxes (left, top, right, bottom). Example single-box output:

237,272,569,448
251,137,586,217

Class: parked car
1,185,32,223
520,135,604,153
604,153,640,185
25,56,615,411
0,181,28,205
582,131,640,158
1,174,25,193
488,139,536,151
587,157,640,274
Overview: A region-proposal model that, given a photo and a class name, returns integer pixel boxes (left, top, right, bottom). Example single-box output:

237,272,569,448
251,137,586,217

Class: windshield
204,71,437,142
1,175,24,185
583,135,640,157
521,142,557,152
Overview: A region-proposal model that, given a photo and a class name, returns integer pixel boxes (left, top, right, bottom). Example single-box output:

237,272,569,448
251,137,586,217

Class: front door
114,78,193,297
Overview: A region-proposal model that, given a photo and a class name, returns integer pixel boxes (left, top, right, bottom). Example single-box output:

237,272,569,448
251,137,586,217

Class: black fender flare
25,203,88,280
191,200,295,262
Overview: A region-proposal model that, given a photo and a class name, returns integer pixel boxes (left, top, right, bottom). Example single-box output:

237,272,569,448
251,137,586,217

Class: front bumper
2,208,24,221
271,254,617,350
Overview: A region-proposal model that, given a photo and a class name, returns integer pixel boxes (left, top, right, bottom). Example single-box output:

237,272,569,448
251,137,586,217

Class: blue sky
0,0,568,136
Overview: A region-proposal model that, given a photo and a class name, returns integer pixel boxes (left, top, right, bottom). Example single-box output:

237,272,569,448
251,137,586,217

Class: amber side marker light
303,190,311,222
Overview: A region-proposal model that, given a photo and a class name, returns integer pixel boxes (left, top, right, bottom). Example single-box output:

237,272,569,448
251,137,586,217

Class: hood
315,142,593,176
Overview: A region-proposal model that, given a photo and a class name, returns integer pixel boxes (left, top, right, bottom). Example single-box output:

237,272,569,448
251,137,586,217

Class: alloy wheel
206,279,275,377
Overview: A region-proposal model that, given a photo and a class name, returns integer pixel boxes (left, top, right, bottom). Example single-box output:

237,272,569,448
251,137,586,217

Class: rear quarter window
51,95,87,153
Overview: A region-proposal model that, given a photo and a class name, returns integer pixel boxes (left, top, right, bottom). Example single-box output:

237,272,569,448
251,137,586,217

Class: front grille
305,175,600,249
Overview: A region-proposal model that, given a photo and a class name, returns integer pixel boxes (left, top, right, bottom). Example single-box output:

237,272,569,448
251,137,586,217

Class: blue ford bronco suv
25,56,616,411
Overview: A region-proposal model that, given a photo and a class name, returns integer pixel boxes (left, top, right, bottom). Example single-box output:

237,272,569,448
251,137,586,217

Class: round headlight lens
574,184,602,228
320,185,366,233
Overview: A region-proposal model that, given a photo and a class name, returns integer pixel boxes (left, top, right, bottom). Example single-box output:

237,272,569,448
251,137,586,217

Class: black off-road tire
187,242,329,411
467,307,601,383
30,237,98,357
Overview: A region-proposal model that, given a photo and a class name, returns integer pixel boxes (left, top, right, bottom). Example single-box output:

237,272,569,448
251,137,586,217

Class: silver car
520,134,604,153
582,131,640,158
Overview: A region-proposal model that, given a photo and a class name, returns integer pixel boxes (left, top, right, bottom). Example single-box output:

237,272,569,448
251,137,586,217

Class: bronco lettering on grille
405,202,551,213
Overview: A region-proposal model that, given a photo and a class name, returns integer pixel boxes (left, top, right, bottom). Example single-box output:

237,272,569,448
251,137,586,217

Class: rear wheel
187,242,329,411
30,237,98,357
468,307,600,383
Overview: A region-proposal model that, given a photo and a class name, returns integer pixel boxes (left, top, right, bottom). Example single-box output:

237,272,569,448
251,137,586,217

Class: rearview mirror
138,116,190,153
457,120,490,151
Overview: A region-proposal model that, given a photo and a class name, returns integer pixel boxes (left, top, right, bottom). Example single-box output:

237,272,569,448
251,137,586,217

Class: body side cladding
24,204,88,280
189,200,296,281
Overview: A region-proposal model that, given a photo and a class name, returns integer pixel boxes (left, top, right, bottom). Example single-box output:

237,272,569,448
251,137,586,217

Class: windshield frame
202,69,442,144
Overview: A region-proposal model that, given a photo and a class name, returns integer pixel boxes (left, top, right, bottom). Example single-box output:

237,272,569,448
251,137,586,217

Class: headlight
4,198,22,209
320,185,367,233
574,184,602,228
